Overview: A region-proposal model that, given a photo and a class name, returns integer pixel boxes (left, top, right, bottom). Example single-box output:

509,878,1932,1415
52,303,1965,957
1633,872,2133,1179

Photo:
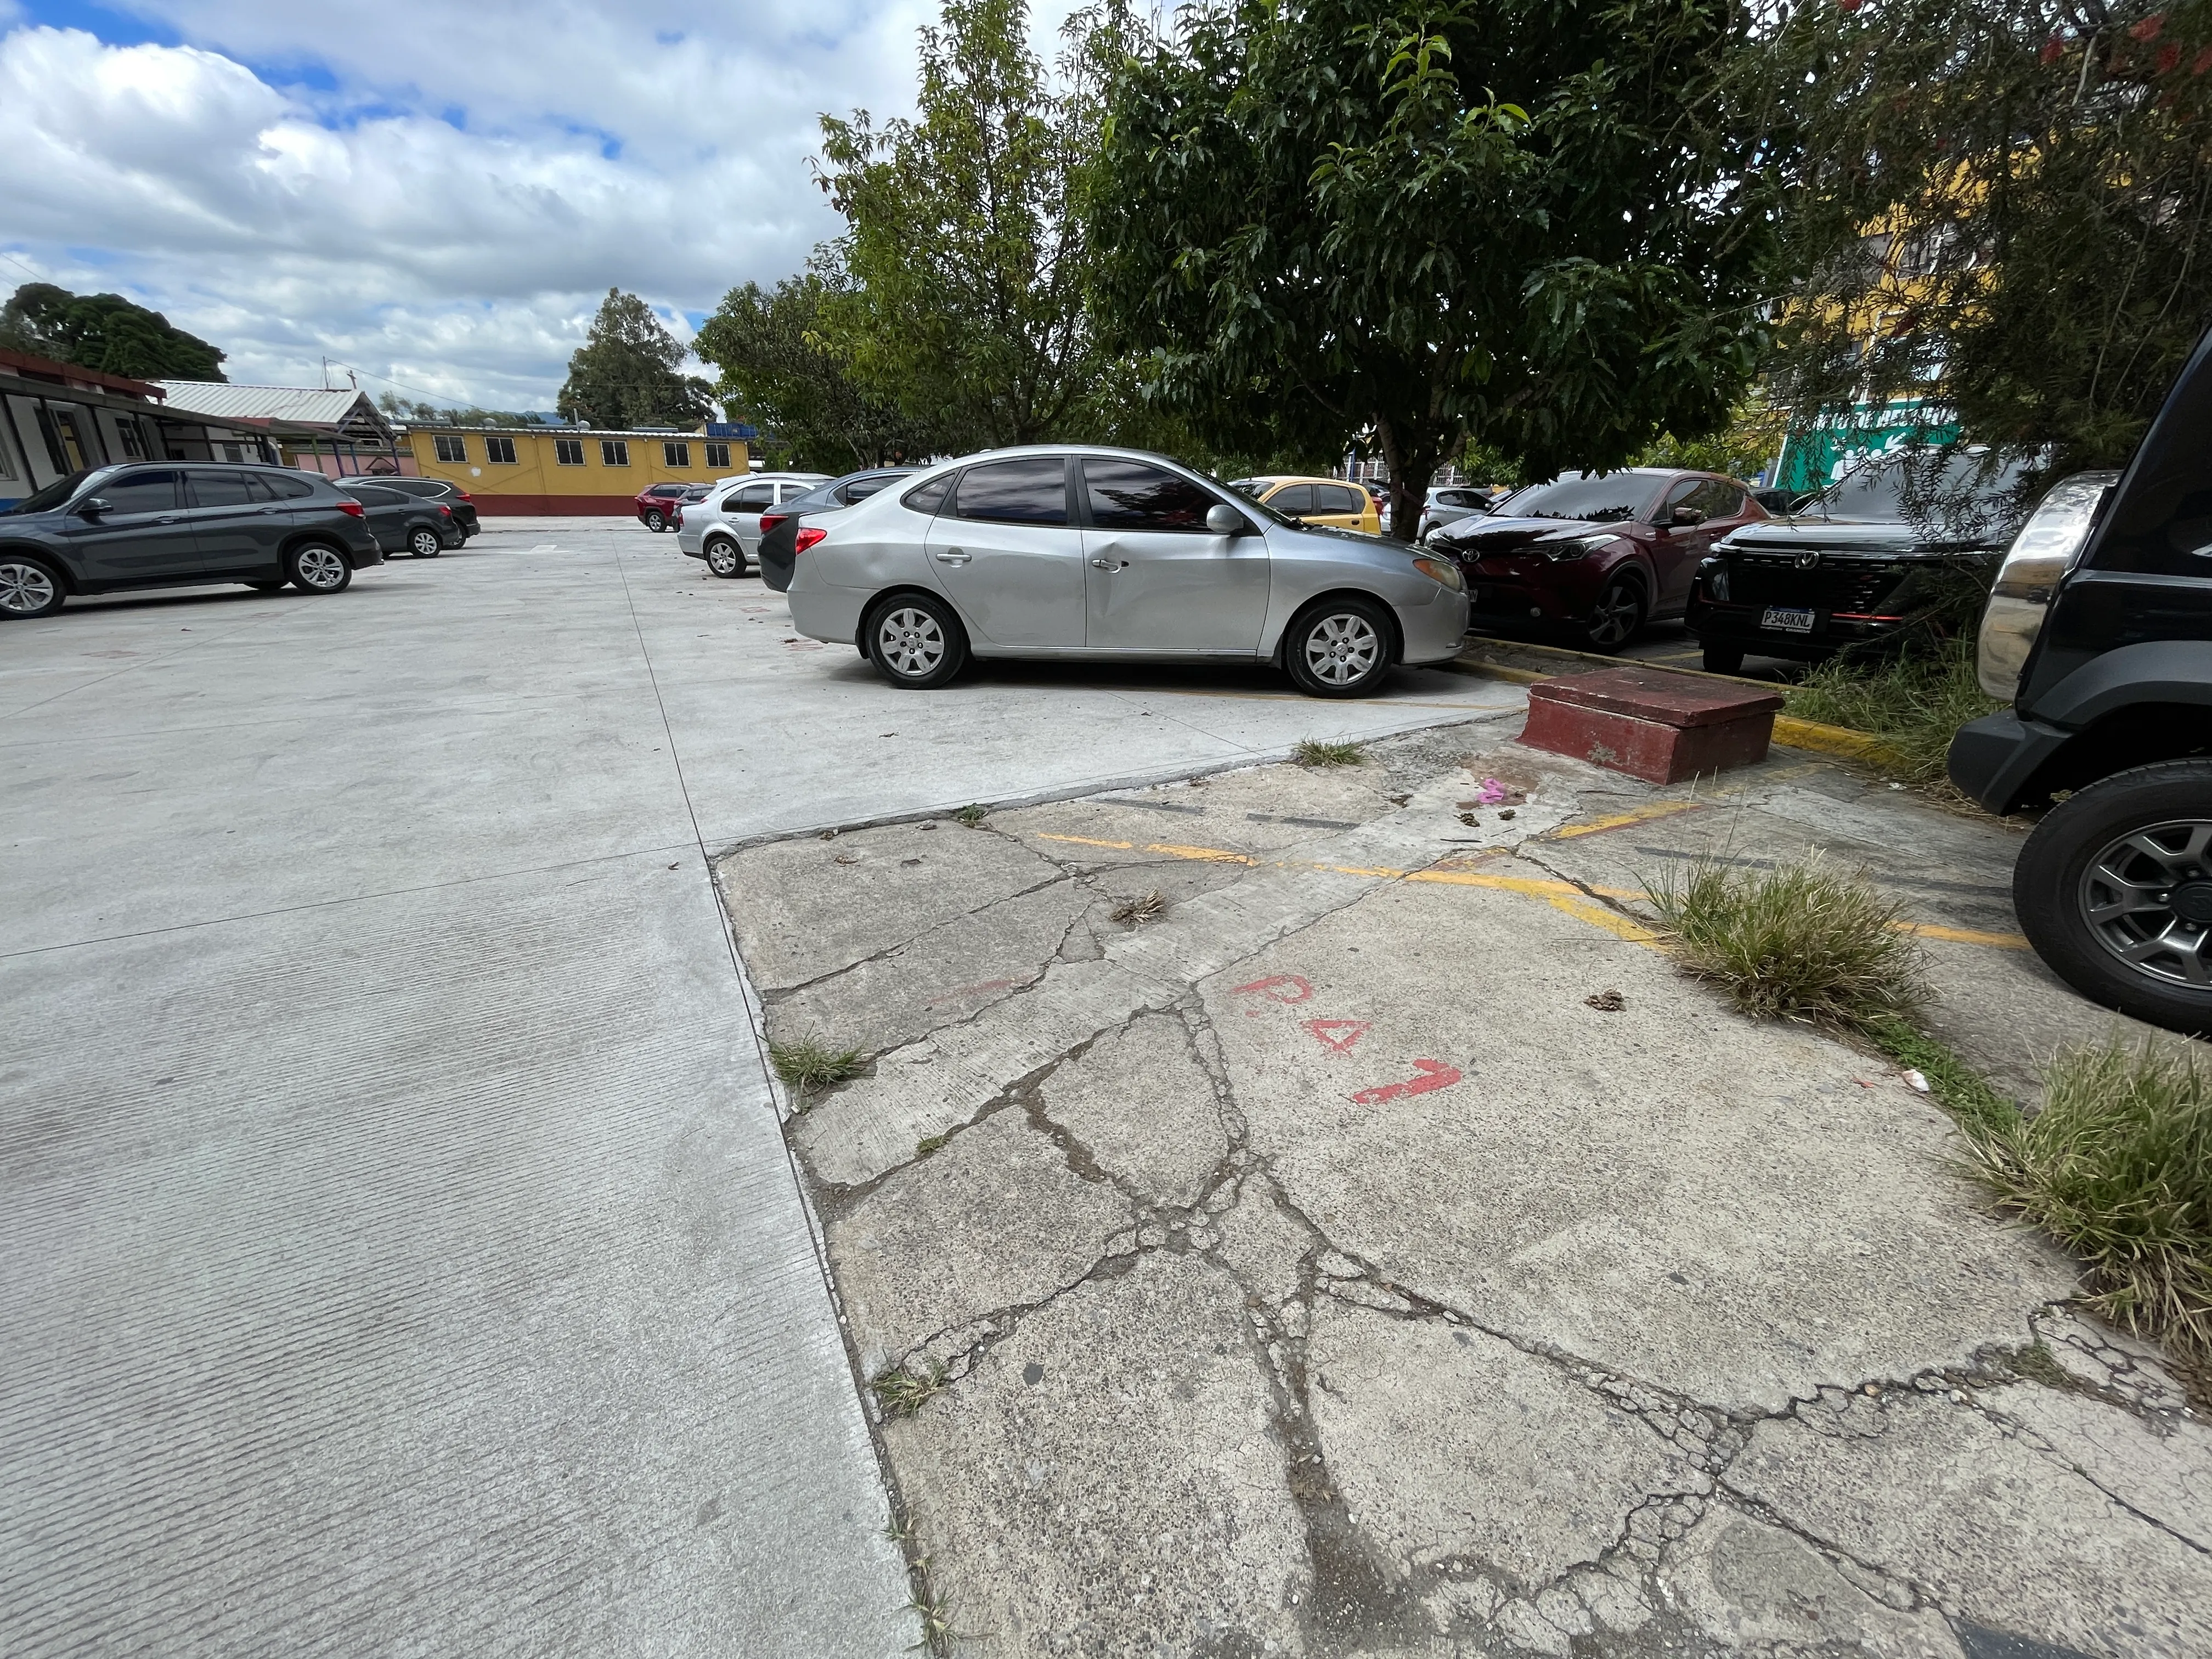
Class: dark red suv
1427,469,1768,651
634,483,690,532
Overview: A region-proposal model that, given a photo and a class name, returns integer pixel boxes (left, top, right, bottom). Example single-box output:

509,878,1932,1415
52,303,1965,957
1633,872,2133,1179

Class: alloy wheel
0,560,56,615
410,529,440,557
2080,819,2212,988
707,541,740,575
646,511,664,532
298,546,347,589
1587,582,1643,648
877,606,946,678
1302,613,1380,687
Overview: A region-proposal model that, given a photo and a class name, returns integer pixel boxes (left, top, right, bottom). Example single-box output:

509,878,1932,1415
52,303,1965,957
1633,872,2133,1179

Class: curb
1442,640,1910,770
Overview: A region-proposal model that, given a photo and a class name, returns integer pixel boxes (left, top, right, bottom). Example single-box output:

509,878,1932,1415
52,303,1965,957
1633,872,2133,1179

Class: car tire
704,538,744,579
287,541,353,594
2013,757,2212,1035
1284,595,1395,698
409,527,443,559
1701,642,1746,676
0,554,65,619
645,510,665,532
1582,573,1648,653
865,593,969,690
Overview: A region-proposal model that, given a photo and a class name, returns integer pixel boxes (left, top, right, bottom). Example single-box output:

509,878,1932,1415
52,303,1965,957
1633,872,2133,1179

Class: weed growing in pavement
1109,890,1166,927
915,1132,951,1159
953,803,988,827
1862,1015,2016,1138
905,1566,956,1652
1646,853,1927,1027
1966,1037,2212,1363
767,1034,864,1092
872,1361,948,1419
1293,738,1363,768
1785,641,2002,790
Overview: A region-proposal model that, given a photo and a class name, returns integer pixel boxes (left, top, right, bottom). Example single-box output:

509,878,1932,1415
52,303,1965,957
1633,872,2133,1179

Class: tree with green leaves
1752,0,2212,478
556,289,714,428
814,0,1119,449
693,263,932,471
1090,0,1786,536
0,283,226,380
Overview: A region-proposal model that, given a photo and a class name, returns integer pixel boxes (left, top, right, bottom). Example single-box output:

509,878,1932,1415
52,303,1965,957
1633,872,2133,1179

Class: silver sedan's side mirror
1206,503,1246,535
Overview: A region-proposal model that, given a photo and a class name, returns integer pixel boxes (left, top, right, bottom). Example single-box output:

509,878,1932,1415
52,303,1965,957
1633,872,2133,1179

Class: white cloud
0,2,1075,408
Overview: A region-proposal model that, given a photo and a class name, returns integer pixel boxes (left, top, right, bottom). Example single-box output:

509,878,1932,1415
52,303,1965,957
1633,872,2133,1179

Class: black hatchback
0,462,383,619
339,481,459,560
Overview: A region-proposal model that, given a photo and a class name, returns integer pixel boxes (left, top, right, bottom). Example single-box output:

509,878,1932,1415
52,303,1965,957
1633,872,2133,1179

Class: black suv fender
1949,637,2212,811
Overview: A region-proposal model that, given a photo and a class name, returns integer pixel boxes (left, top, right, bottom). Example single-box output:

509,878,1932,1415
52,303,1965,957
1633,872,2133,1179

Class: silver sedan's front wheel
866,594,968,689
1286,596,1393,697
0,557,63,619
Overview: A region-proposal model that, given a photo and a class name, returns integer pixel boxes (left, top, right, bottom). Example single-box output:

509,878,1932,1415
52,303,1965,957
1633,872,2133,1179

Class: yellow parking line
1895,921,2031,949
1147,842,1259,865
1037,833,1136,850
1544,799,1707,840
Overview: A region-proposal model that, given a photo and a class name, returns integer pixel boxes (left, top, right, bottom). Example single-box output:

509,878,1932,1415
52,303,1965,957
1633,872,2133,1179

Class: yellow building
401,424,752,515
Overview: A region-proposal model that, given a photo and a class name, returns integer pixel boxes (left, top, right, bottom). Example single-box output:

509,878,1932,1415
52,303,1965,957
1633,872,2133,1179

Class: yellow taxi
1228,475,1383,534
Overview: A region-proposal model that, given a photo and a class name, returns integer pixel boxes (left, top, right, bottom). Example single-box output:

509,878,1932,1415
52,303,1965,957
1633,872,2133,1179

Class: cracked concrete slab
887,1251,1307,1658
1204,873,2076,1412
1659,1504,1962,1658
1035,1011,1229,1208
1307,1303,1694,1587
1982,1380,2212,1553
1215,1175,1318,1307
1725,1390,2212,1659
822,1108,1132,1378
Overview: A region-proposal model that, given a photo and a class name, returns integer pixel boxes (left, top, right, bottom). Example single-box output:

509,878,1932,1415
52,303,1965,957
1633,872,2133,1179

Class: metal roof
154,382,389,432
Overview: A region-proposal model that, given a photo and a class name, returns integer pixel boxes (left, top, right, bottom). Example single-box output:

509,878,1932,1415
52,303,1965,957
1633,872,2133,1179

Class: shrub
1785,640,2002,788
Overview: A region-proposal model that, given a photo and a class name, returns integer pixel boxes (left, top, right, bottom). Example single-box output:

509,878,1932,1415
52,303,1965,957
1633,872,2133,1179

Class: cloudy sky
0,0,1076,410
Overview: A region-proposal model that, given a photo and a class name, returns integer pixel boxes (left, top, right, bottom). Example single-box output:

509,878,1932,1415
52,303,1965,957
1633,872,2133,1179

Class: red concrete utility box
1518,668,1785,785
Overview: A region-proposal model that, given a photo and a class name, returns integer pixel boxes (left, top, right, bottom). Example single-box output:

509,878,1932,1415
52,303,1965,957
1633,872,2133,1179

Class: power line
0,247,46,284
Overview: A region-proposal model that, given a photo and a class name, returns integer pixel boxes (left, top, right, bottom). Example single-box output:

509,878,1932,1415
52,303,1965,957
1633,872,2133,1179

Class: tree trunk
1372,413,1444,542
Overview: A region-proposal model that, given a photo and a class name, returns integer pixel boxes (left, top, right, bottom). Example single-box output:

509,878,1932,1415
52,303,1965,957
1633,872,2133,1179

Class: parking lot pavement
721,721,2212,1659
0,517,1512,1656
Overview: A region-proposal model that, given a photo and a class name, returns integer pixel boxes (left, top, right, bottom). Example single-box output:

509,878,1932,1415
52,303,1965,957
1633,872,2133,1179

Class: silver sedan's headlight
1411,554,1465,591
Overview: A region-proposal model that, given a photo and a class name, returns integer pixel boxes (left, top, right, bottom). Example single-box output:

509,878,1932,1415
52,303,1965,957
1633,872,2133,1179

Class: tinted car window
4,470,94,515
1688,479,1742,520
842,474,902,504
1268,483,1316,515
726,482,776,511
343,484,408,506
1314,484,1363,516
902,475,953,515
95,470,181,514
185,470,255,508
1082,459,1216,531
1496,473,1657,523
262,472,317,499
952,457,1068,526
1812,451,2027,537
651,484,686,498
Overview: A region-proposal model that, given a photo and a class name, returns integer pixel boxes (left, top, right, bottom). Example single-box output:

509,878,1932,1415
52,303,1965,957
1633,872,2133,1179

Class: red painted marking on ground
1350,1060,1462,1105
927,978,1025,1007
1302,1018,1370,1054
1232,973,1313,1004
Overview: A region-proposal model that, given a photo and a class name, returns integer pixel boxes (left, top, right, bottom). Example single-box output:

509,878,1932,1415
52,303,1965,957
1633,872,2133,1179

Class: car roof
1238,474,1369,489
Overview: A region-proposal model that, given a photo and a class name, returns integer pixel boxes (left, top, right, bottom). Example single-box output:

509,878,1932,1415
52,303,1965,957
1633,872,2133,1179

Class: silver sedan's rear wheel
705,538,744,579
0,556,63,618
1285,596,1393,697
866,594,968,689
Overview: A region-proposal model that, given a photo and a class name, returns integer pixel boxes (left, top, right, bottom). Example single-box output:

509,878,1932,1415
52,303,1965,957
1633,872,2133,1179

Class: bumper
1686,591,1914,662
1396,589,1471,664
1945,709,2073,814
789,583,866,645
347,540,385,569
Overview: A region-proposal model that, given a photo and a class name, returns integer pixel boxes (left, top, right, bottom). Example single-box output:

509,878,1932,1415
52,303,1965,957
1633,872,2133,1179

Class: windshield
1492,472,1656,524
3,470,96,516
1807,450,2030,538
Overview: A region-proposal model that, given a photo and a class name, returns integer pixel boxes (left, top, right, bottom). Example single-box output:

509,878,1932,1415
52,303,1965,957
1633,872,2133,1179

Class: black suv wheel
2014,757,2212,1034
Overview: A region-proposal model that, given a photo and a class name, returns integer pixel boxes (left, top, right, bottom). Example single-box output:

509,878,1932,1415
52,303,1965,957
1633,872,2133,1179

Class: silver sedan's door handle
1091,557,1115,569
934,548,970,564
155,515,180,523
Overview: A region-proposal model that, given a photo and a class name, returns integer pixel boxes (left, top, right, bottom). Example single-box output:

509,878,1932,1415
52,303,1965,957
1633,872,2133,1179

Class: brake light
335,499,365,518
453,490,471,501
759,512,788,535
794,526,827,554
436,504,452,517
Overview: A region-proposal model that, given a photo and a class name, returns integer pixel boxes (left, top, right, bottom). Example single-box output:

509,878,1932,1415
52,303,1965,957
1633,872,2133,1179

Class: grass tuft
1646,853,1927,1028
1785,641,2002,789
872,1360,948,1419
767,1034,865,1091
1109,890,1166,927
1293,737,1363,768
953,803,988,827
1965,1037,2212,1363
1861,1015,2018,1139
915,1132,951,1159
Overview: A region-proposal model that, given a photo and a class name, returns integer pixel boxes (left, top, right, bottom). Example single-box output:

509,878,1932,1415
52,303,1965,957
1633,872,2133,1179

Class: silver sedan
786,446,1470,697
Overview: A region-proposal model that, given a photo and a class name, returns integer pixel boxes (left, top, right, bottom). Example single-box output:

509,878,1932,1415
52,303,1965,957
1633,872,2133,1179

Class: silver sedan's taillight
1976,471,2118,699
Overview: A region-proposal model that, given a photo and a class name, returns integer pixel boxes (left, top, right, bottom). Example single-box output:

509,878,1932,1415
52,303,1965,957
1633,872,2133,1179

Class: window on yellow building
555,438,584,465
663,441,690,467
704,442,730,470
433,433,469,464
485,436,518,464
601,440,630,466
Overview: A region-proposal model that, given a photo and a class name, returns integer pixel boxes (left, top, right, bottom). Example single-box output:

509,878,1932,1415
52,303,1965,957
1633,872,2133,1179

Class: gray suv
0,462,383,618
